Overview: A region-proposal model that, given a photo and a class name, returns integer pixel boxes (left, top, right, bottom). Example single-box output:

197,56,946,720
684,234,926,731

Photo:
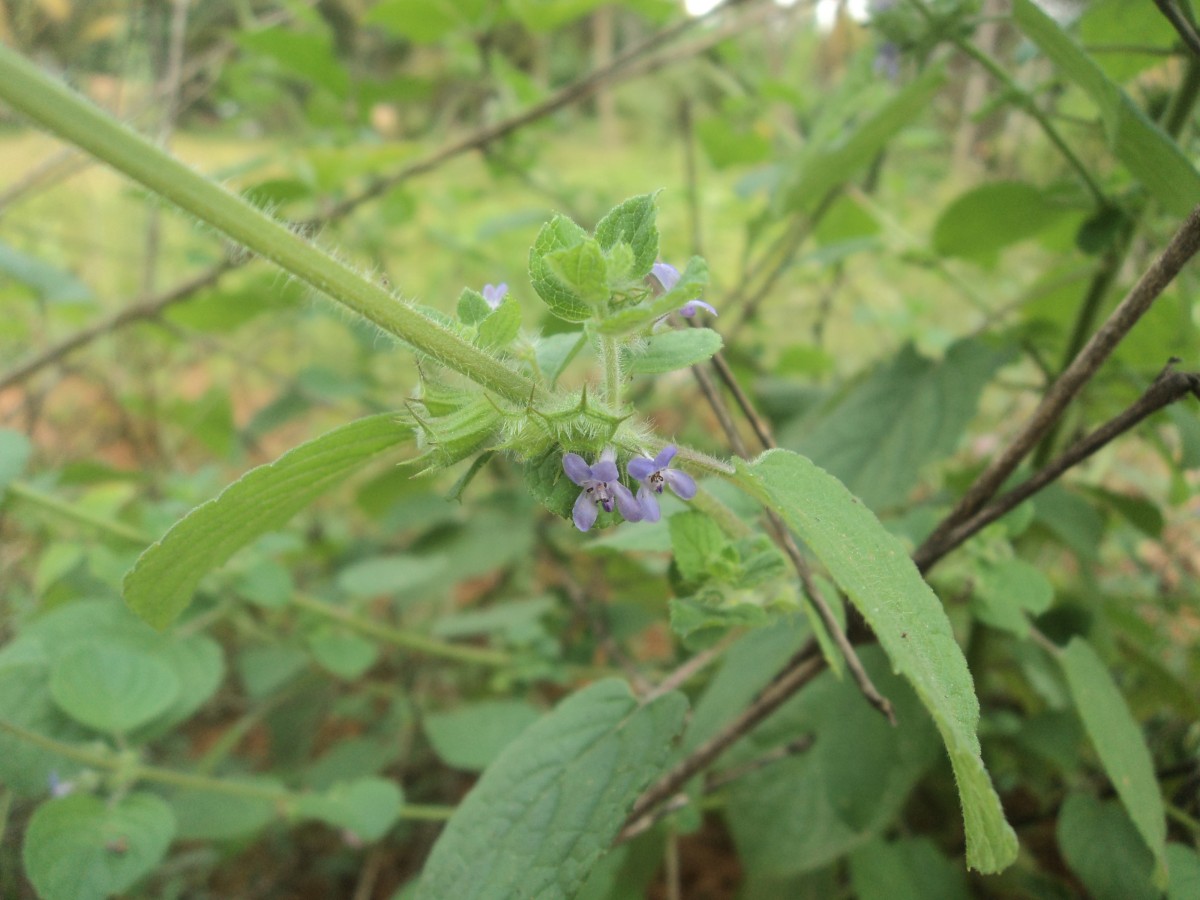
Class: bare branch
1152,0,1200,59
915,364,1200,572
916,202,1200,563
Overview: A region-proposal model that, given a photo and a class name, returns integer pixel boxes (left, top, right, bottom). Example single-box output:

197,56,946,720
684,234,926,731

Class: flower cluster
563,445,697,532
646,262,718,319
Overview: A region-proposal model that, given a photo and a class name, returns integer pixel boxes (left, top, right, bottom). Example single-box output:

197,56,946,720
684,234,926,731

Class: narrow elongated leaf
416,679,688,899
1014,0,1200,215
625,328,723,375
1061,638,1167,884
783,64,946,212
124,414,410,629
729,449,1018,872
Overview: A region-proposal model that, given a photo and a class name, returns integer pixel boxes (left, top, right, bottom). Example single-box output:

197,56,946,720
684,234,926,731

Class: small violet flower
646,262,717,318
563,447,642,532
627,445,697,522
481,282,508,310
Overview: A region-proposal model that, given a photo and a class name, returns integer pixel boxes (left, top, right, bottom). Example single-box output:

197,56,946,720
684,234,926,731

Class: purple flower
482,283,508,309
627,445,697,523
646,262,716,318
563,447,642,532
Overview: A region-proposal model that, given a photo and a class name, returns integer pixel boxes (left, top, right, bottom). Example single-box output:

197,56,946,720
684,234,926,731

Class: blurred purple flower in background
482,282,508,309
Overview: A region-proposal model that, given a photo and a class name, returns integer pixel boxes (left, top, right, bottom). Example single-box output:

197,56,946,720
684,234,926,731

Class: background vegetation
1,0,1199,897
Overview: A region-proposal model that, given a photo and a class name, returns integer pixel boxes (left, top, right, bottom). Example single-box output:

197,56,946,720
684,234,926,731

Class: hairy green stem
289,592,512,667
600,333,622,411
0,46,537,404
0,718,454,820
5,481,150,546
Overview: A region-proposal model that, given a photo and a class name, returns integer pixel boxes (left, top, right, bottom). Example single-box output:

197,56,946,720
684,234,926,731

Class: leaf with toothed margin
594,192,660,279
729,449,1018,873
596,256,709,336
123,415,410,629
544,237,609,307
415,679,688,899
529,215,592,322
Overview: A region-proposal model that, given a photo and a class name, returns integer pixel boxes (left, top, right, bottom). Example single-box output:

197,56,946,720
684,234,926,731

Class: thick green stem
0,46,537,404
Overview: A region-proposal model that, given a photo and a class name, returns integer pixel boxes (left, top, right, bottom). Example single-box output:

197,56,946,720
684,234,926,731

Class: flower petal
637,486,661,523
482,282,508,308
653,445,677,469
627,456,657,480
612,482,642,521
649,262,681,294
563,453,592,486
573,490,598,532
678,299,717,318
664,468,697,500
591,459,619,483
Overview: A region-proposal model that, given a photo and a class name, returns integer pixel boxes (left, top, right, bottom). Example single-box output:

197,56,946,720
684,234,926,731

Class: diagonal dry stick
915,363,1200,572
915,202,1200,565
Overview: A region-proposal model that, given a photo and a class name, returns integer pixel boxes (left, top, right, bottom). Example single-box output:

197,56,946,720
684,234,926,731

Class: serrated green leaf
49,644,179,734
784,339,1012,511
529,214,592,322
1014,0,1200,215
296,777,404,842
423,700,542,772
1061,638,1167,885
416,679,688,899
23,793,175,900
0,428,33,492
544,237,610,307
124,414,410,629
669,511,728,584
477,297,522,349
1057,793,1158,900
669,593,770,645
933,182,1069,264
625,327,723,375
594,193,659,279
729,449,1018,873
457,288,491,325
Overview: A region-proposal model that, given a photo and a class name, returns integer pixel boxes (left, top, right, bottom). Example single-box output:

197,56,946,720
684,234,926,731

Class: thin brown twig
915,364,1200,572
623,642,823,830
0,262,234,393
617,733,814,842
1152,0,1200,59
915,201,1200,564
694,338,896,724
